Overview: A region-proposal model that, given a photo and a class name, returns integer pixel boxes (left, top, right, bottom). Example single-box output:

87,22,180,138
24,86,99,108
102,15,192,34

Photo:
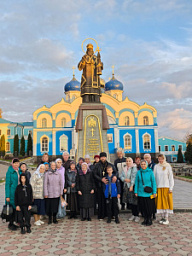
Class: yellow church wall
138,111,154,125
55,113,71,127
37,113,53,128
119,111,135,126
0,123,9,141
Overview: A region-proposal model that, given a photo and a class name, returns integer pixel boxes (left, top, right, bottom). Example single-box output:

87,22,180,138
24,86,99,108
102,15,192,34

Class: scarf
158,154,170,170
34,164,45,178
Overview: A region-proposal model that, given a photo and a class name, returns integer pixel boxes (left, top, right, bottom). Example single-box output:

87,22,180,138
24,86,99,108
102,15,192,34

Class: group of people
4,150,174,234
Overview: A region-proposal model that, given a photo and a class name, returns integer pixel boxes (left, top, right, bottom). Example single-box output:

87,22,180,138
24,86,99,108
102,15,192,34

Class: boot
48,216,52,225
53,215,58,224
26,227,31,233
146,218,152,226
107,218,111,223
141,218,147,225
115,217,120,224
21,227,25,234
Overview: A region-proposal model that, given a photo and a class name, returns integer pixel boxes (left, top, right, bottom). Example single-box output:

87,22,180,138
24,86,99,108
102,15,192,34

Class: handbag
140,171,153,193
1,204,14,222
30,205,38,214
127,189,138,205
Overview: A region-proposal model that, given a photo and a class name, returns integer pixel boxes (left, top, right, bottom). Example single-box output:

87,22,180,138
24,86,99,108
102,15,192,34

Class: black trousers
131,204,139,217
138,197,153,219
106,197,119,220
17,206,31,228
119,180,125,207
97,187,106,219
45,197,60,217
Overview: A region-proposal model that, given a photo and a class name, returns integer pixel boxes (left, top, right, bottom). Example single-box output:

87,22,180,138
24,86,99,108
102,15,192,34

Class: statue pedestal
76,103,110,162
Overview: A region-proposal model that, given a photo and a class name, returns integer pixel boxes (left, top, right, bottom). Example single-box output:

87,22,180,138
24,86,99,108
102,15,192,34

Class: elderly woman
56,158,66,219
154,154,174,225
120,157,139,222
5,158,20,230
135,160,156,226
31,164,46,226
44,162,64,224
76,162,95,221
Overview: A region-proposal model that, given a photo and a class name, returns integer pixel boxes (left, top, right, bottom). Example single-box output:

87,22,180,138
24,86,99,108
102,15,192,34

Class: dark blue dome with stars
105,75,123,91
64,75,80,92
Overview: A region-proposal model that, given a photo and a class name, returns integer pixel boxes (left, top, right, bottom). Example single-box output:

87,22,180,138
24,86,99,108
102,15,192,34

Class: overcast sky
0,0,192,141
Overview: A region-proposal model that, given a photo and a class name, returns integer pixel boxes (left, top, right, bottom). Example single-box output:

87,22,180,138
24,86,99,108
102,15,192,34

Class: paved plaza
0,164,192,255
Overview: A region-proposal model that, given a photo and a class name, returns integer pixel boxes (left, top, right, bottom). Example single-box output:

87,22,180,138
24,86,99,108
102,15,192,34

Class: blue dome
105,76,123,91
64,76,80,92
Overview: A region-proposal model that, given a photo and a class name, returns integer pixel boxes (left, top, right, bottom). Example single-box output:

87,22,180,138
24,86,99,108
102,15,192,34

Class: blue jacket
134,168,156,197
103,174,121,198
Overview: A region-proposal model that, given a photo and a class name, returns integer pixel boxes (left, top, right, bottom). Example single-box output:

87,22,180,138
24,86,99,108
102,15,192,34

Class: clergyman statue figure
78,43,103,103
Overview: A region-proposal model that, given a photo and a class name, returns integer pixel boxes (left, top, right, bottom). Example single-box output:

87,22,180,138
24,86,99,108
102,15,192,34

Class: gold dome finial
112,65,115,80
72,66,76,80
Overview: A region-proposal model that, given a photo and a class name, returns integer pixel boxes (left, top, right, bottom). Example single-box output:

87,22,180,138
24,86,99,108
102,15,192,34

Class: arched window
60,135,68,152
41,137,48,152
72,95,76,101
7,129,10,136
143,133,151,150
42,118,47,128
124,116,129,126
6,142,10,151
143,116,149,125
124,134,132,150
61,118,66,127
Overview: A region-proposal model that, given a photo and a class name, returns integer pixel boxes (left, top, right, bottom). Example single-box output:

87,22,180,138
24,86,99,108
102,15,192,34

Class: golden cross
96,46,101,53
112,65,115,75
72,66,76,76
91,128,95,137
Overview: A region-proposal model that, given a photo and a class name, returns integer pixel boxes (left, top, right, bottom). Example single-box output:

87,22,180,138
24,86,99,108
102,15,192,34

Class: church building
33,70,158,161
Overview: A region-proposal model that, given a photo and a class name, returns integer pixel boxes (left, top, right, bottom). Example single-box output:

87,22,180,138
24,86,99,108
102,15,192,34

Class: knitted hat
100,152,107,158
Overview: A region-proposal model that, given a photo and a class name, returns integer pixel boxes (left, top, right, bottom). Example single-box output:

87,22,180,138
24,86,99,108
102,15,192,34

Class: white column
114,127,119,148
135,129,140,154
154,127,159,153
52,130,56,156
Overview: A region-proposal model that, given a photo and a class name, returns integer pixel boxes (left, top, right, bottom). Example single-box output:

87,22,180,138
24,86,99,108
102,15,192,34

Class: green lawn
179,176,192,179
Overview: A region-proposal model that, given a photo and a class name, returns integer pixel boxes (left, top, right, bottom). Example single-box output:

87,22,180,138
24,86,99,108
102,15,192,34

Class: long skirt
45,197,60,215
34,199,46,215
156,188,173,214
138,196,153,219
80,208,94,219
68,192,78,212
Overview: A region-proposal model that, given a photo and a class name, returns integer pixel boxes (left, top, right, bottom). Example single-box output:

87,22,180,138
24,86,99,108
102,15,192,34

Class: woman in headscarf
30,164,46,226
76,162,95,221
134,160,156,226
154,154,174,225
120,157,139,222
5,158,20,231
44,162,64,224
55,158,66,219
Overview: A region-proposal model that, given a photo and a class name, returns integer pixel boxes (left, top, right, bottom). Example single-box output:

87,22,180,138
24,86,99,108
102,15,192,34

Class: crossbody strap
140,171,145,186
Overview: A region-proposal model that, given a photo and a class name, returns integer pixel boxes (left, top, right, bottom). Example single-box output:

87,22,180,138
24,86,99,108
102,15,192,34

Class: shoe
21,227,26,234
26,227,31,233
53,217,58,224
141,219,147,225
146,218,152,226
8,224,17,231
48,218,52,225
34,221,41,226
162,220,169,225
99,218,104,221
39,220,44,224
153,214,156,220
159,218,166,224
87,218,91,221
129,215,135,221
115,218,120,224
81,218,86,221
12,224,19,229
135,216,140,223
107,219,111,223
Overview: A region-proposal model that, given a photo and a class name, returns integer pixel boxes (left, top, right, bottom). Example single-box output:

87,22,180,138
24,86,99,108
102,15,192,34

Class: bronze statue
78,41,103,103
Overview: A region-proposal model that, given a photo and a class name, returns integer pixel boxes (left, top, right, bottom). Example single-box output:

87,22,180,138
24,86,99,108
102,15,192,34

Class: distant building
0,118,33,155
158,137,186,162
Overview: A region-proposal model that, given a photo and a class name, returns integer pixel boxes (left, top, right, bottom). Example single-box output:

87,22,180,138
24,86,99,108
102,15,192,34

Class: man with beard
93,152,117,220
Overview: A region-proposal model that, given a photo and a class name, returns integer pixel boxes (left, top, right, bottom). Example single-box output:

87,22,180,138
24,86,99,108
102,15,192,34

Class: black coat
15,184,33,207
63,159,73,188
76,171,95,208
66,170,77,193
93,160,117,188
114,157,126,171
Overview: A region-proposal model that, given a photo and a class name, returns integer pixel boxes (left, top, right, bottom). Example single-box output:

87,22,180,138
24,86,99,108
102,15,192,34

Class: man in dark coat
114,148,126,210
93,152,117,220
62,151,72,193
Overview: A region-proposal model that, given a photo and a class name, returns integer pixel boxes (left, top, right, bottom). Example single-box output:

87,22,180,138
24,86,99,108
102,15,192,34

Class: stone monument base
76,103,110,162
